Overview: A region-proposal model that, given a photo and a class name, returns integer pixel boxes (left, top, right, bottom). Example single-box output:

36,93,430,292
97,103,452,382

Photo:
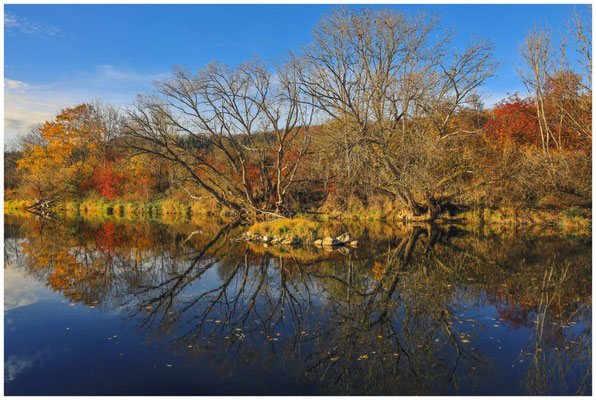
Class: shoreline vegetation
5,198,591,237
4,7,591,234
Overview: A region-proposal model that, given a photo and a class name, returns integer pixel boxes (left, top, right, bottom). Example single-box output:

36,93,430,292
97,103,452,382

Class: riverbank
4,198,591,236
5,197,221,219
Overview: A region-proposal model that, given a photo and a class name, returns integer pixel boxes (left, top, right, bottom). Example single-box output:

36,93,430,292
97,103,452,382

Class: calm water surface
4,214,591,395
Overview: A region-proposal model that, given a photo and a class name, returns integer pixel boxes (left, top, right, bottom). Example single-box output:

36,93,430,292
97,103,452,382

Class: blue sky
4,4,591,141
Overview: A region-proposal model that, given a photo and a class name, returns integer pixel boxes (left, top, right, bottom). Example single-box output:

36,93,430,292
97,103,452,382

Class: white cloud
4,347,71,382
4,79,29,90
4,259,55,310
4,12,60,36
5,354,35,382
4,66,168,142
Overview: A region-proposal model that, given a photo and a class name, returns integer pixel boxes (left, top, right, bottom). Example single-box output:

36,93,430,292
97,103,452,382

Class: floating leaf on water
377,335,384,339
145,306,152,310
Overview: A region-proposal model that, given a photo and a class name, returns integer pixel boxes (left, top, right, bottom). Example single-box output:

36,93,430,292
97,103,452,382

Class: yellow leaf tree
17,104,103,201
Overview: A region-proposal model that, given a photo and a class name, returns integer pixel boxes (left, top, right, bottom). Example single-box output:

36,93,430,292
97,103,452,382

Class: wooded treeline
5,8,591,221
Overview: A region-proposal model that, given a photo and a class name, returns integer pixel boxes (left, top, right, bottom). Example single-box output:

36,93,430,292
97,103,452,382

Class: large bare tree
295,7,497,221
122,58,314,218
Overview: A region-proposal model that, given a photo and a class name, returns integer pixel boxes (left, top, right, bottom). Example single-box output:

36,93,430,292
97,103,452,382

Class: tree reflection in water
4,215,591,395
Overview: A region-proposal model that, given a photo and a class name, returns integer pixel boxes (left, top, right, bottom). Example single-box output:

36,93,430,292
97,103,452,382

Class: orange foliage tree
17,104,99,200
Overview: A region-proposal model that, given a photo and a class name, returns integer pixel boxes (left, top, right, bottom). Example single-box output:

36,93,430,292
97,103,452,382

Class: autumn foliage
6,8,591,217
485,94,541,147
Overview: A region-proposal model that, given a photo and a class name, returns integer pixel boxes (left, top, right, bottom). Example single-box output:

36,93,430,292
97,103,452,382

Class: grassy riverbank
4,197,591,236
4,196,221,219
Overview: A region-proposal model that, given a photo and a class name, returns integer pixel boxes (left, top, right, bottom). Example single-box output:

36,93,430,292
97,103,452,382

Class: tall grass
4,200,34,211
248,218,327,241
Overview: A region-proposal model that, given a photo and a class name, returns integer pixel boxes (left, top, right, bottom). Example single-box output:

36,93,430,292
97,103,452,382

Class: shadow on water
3,214,592,395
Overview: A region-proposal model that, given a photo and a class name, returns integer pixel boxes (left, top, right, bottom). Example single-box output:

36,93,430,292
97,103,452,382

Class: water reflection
4,215,591,395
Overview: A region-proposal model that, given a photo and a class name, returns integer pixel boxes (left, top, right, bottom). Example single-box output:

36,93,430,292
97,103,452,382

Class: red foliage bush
485,94,541,147
93,162,123,200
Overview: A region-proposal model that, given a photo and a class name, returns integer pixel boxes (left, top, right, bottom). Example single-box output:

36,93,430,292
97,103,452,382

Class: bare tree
87,100,124,169
559,8,592,142
122,58,314,219
296,7,497,221
519,24,559,151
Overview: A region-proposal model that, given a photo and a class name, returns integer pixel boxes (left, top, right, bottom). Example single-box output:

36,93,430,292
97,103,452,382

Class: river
3,214,591,395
